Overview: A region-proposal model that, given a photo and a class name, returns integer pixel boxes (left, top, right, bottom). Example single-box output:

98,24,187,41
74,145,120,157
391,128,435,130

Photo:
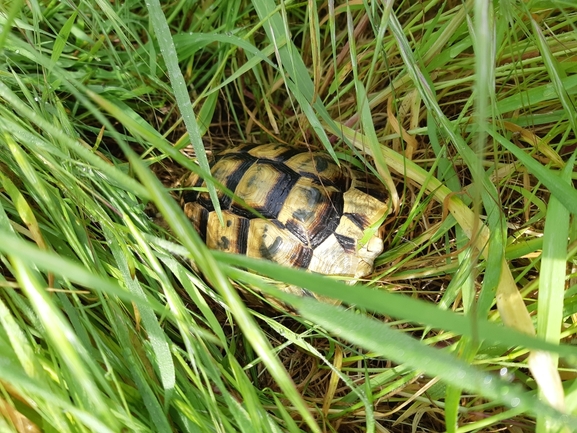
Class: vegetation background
1,0,576,432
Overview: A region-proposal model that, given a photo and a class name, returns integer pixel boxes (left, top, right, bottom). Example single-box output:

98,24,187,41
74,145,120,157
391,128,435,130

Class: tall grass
1,0,576,432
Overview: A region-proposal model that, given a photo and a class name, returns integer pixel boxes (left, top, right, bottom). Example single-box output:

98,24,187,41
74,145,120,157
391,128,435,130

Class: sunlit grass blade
214,252,577,362
250,0,340,160
441,3,502,428
7,258,120,429
533,155,574,431
531,17,577,136
144,0,221,221
494,132,577,215
294,299,565,422
0,81,149,199
104,223,175,397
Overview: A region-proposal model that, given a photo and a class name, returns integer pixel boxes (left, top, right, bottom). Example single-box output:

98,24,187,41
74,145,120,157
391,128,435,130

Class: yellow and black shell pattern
181,143,389,285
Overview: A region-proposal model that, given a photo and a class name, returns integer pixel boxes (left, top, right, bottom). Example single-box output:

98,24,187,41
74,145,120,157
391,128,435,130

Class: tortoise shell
181,143,389,285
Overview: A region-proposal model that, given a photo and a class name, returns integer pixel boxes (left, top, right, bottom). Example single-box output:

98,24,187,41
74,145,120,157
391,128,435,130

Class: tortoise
180,143,389,300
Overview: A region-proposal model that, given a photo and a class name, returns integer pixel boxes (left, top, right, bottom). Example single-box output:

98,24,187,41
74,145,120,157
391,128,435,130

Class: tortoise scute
183,202,209,241
284,153,343,184
277,177,343,248
355,236,385,278
205,211,249,255
247,143,300,160
181,143,389,299
232,161,300,219
309,234,361,277
343,187,387,225
247,218,313,268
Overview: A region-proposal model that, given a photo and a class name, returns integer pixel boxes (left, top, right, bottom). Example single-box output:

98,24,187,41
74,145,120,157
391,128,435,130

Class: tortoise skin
181,143,389,284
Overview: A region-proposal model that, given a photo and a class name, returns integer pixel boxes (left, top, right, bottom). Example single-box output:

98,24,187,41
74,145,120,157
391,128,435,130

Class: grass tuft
1,1,577,432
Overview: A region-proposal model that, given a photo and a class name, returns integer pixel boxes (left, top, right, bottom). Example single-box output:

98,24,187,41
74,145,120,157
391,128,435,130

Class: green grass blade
250,0,339,160
534,155,574,432
145,0,221,221
104,224,175,397
531,17,577,135
295,297,570,423
214,252,577,361
7,259,121,430
494,132,577,215
0,82,149,199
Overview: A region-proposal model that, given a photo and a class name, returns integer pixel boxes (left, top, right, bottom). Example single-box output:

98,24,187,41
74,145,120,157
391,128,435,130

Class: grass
1,0,577,432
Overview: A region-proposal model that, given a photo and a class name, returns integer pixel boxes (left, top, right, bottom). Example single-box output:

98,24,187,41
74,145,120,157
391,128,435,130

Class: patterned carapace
181,143,389,291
